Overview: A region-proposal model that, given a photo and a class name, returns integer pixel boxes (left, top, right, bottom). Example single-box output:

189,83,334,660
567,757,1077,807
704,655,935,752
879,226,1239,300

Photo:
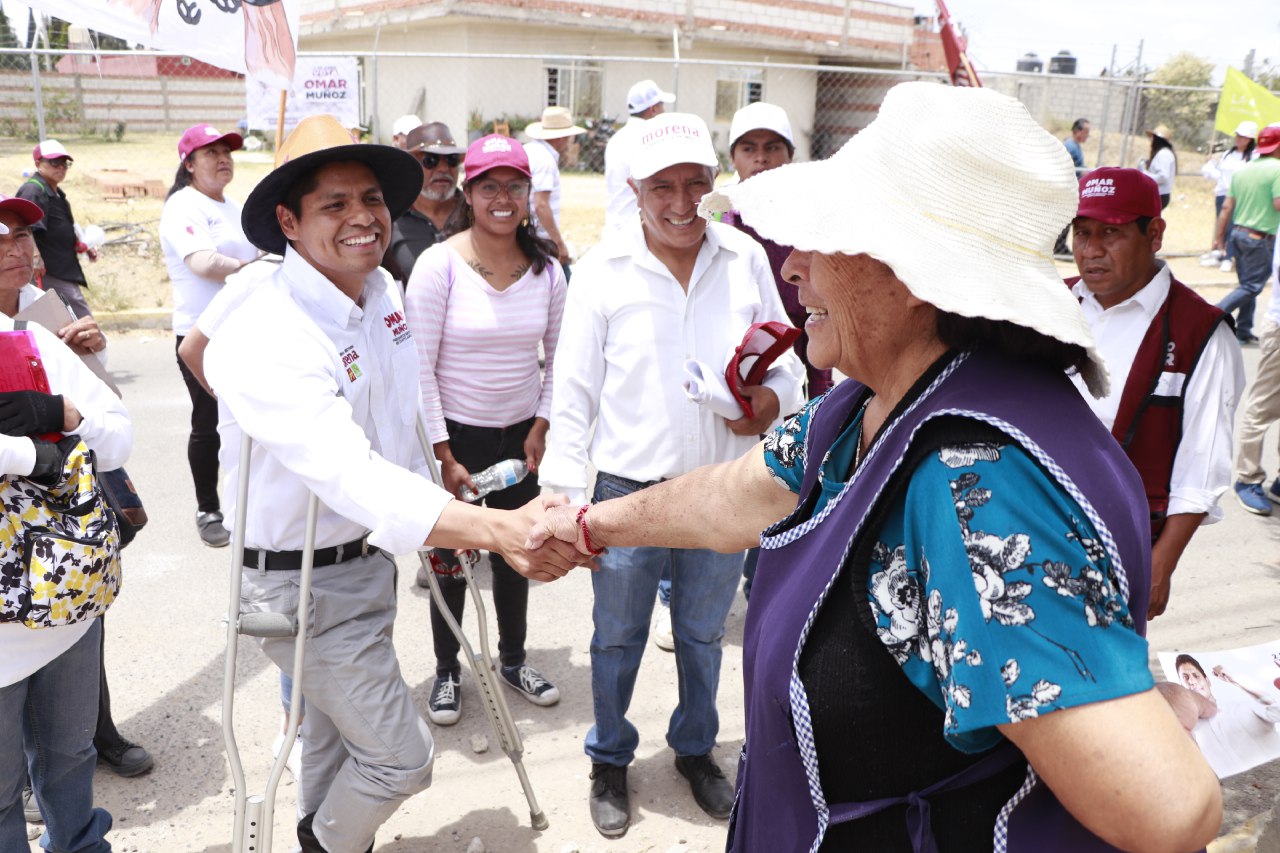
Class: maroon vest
1068,275,1229,538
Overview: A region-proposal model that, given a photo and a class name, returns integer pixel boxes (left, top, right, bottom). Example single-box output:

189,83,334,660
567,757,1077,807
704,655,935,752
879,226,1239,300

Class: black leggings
430,417,540,676
175,336,221,513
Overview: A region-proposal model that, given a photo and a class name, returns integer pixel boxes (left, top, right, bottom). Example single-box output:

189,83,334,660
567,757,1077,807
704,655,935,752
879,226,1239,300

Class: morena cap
178,124,244,161
464,134,532,182
0,194,45,226
240,114,423,255
406,122,465,155
627,79,676,114
630,112,719,181
1075,167,1161,225
1259,124,1280,156
524,106,587,141
698,82,1109,399
392,114,422,137
32,139,72,163
729,101,794,150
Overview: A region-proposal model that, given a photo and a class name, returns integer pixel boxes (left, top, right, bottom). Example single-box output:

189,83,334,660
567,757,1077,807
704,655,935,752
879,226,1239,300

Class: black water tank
1049,51,1077,75
1017,52,1043,73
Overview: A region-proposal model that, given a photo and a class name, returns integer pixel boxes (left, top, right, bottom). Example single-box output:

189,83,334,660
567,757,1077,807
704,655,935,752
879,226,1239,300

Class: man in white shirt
204,114,585,853
524,106,585,276
540,112,804,838
1069,167,1243,619
602,79,674,236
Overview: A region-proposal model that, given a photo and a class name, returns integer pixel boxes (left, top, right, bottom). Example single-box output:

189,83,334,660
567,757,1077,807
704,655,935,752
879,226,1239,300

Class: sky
914,0,1280,84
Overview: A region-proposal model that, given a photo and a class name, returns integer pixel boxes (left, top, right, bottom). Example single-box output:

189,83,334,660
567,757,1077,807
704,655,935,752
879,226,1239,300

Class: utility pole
1243,48,1256,78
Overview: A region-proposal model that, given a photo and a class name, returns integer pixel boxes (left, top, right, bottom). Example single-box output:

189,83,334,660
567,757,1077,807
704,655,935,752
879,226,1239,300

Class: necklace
852,395,873,472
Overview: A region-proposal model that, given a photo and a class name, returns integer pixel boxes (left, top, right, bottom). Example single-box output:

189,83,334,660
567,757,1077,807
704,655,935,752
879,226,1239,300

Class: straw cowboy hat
1146,124,1173,141
699,81,1109,398
524,106,587,141
241,114,423,255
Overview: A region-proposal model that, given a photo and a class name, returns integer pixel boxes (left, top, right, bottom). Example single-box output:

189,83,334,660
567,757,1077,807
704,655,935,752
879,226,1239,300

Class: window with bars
545,61,603,119
714,68,764,123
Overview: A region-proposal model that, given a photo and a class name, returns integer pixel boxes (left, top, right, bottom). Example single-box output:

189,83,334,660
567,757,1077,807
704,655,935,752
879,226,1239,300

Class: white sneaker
652,603,675,652
271,731,303,779
1199,251,1220,267
1220,258,1235,273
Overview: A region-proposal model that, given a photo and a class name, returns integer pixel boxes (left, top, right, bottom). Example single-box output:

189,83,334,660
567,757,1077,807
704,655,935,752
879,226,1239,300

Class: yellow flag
1216,67,1280,134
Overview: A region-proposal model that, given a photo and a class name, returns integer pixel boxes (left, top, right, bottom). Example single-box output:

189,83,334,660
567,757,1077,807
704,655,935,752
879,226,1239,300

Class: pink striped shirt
404,242,566,443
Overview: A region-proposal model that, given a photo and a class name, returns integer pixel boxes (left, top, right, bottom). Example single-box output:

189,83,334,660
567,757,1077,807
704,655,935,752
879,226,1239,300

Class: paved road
29,331,1280,851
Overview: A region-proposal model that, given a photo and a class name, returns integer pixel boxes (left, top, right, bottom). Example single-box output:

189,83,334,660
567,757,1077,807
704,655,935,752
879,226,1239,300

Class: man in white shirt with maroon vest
1069,167,1244,619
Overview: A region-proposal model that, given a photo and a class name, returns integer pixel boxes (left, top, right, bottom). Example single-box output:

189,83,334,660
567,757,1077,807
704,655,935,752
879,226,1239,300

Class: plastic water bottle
458,459,529,502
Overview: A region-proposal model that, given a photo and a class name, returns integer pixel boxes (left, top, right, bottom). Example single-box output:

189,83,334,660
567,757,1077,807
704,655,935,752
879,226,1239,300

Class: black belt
595,471,667,492
244,536,375,571
1236,226,1276,240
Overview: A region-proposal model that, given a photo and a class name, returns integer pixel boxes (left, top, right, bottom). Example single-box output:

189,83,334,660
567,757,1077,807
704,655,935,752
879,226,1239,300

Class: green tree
1256,58,1279,92
1142,52,1215,147
0,7,31,70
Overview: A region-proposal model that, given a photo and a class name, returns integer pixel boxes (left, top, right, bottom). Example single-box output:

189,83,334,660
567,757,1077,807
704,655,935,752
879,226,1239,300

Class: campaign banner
1216,67,1280,136
246,56,361,133
22,0,298,88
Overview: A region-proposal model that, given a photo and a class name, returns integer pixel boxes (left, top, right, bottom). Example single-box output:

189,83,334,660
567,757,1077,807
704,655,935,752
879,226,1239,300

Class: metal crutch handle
415,416,549,831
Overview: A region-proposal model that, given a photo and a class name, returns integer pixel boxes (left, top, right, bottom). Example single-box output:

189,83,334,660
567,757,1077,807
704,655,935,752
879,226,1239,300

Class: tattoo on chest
468,258,531,283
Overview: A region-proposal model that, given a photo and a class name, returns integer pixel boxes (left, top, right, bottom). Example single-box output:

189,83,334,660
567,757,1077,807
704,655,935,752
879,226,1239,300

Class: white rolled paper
682,359,745,420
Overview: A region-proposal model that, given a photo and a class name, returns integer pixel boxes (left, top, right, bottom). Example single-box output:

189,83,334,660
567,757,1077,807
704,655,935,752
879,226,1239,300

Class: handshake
477,495,603,584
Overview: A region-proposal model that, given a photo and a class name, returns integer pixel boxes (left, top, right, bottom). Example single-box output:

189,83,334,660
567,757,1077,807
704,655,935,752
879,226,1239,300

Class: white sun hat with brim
698,81,1108,398
524,106,587,141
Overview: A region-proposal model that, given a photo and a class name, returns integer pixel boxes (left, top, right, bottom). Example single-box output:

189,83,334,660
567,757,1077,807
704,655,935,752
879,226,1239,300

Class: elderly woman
0,194,132,853
531,83,1220,852
160,124,259,548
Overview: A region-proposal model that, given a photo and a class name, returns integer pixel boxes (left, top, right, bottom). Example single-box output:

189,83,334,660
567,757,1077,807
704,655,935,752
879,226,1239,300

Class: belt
1236,225,1276,240
595,471,667,492
244,536,374,571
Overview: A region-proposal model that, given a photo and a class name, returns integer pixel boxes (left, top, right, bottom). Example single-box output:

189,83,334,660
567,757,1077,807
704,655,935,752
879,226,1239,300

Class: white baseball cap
729,102,794,150
1233,120,1258,139
627,79,676,115
392,115,422,137
630,113,718,181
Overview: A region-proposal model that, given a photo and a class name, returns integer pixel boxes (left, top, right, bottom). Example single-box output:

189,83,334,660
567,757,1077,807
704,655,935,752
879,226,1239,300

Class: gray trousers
240,551,434,853
41,274,93,320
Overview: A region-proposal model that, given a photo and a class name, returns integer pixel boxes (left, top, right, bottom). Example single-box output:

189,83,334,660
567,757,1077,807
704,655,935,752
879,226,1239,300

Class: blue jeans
1218,228,1277,339
1215,196,1237,261
585,474,743,766
0,619,112,853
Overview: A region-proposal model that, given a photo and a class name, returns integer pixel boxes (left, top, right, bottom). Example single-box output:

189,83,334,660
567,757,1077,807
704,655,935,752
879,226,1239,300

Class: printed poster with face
246,56,361,133
1158,638,1280,779
22,0,298,88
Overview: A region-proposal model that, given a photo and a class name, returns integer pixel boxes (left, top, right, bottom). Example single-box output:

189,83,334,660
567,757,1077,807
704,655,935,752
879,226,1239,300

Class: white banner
21,0,298,87
246,55,361,133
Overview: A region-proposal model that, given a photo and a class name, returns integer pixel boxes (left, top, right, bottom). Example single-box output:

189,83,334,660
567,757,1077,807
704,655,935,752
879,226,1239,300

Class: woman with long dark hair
159,124,259,548
1140,124,1177,209
404,133,567,726
1201,121,1258,272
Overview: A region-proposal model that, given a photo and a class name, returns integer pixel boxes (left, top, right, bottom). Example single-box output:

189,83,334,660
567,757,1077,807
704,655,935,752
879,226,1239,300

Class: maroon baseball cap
1076,167,1161,224
32,139,72,163
1259,125,1280,157
463,134,531,182
0,194,45,226
178,124,244,161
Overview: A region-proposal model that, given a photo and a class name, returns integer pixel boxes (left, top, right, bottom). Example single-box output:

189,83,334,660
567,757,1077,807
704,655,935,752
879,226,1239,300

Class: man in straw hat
524,105,585,276
530,82,1221,851
1067,167,1243,617
203,114,587,853
539,111,804,838
381,120,469,286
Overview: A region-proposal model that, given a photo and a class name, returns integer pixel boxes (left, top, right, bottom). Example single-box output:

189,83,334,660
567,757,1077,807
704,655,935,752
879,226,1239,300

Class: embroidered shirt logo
383,310,412,346
341,345,363,382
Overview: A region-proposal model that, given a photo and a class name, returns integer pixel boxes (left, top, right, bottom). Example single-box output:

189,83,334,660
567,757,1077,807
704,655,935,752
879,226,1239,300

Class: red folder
0,329,61,441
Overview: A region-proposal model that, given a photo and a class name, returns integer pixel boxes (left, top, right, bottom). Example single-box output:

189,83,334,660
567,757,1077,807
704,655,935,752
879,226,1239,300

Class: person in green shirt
1214,124,1280,343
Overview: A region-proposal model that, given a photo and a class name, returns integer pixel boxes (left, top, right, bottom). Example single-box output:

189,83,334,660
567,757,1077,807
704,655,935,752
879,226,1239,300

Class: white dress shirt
0,316,132,687
602,116,644,236
540,220,805,502
524,138,563,242
1070,265,1244,521
204,248,452,555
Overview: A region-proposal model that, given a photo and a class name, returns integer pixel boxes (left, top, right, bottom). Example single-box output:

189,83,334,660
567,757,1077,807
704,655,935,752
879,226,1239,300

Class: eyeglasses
472,179,531,200
415,152,461,169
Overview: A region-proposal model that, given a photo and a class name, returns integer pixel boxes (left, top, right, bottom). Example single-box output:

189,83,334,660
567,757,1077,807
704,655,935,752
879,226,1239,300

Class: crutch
222,431,315,853
414,415,549,831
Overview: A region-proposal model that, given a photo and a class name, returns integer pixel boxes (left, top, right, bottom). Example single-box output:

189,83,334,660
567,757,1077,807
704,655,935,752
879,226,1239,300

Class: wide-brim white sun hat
699,81,1108,398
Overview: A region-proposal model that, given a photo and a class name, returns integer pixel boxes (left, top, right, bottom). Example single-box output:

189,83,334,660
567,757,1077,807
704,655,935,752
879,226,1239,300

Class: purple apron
731,349,1154,852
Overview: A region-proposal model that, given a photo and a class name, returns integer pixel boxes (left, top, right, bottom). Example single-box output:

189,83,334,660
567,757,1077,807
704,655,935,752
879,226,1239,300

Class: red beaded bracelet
576,504,605,556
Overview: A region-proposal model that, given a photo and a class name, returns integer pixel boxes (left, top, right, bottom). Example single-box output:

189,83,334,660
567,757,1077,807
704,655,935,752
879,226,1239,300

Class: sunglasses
416,152,461,169
471,179,531,200
41,159,71,169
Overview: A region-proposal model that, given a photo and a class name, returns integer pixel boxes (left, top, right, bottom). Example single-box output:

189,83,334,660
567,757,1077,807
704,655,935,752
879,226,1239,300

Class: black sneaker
500,663,560,706
1268,477,1280,506
96,739,154,777
196,510,230,548
23,784,42,823
427,674,461,726
589,762,630,837
675,752,734,819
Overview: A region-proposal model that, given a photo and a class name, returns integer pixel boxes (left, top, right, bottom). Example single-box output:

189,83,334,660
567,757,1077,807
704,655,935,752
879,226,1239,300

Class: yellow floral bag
0,436,122,629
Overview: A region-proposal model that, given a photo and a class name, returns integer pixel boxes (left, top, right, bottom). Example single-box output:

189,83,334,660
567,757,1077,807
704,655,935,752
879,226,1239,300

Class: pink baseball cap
178,124,245,161
1076,167,1161,224
0,194,45,225
32,139,72,163
463,134,531,182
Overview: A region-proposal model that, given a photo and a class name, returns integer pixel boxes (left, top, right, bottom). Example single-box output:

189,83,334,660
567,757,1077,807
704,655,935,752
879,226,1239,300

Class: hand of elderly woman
57,315,106,356
726,385,781,437
525,502,589,553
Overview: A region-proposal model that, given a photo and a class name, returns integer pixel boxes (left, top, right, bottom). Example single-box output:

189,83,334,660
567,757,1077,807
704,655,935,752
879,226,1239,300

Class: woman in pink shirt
404,134,567,726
